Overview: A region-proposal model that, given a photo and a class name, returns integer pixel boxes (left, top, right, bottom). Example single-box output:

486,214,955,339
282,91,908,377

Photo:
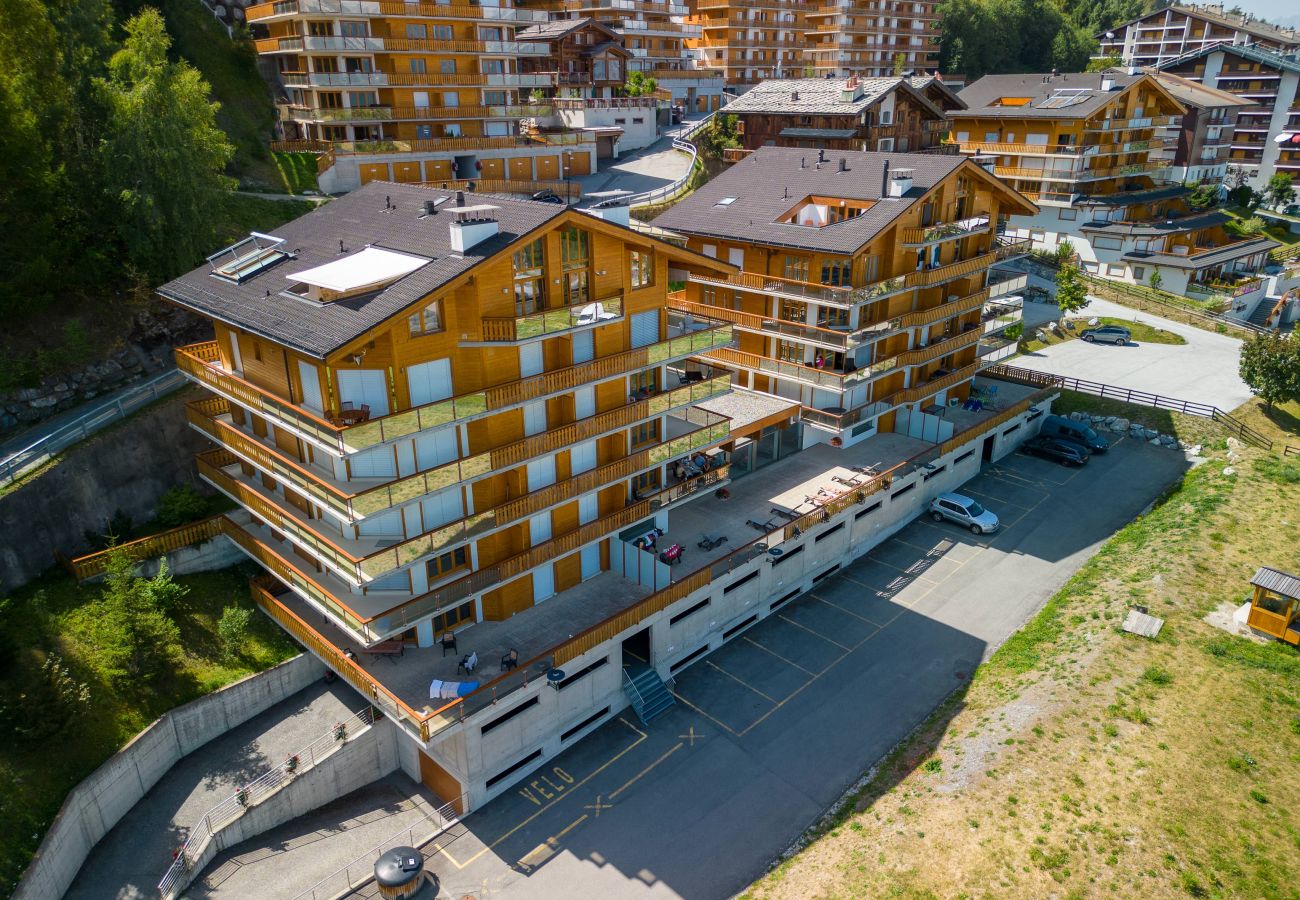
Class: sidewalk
67,680,367,900
190,774,445,900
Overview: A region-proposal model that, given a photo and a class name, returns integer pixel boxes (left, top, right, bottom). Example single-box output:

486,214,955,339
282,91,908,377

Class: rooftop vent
448,204,500,253
1101,76,1115,91
791,90,799,101
838,158,848,172
840,76,864,103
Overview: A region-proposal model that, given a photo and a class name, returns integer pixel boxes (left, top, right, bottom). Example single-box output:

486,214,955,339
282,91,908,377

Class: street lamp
563,151,573,206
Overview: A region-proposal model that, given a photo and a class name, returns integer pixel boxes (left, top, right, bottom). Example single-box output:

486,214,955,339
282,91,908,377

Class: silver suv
1080,325,1131,345
929,492,1000,535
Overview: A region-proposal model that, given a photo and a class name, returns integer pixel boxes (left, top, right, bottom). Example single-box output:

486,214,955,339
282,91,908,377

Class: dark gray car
1080,325,1131,345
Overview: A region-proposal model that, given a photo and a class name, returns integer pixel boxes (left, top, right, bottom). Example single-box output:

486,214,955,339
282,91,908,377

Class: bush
155,484,212,528
217,605,254,661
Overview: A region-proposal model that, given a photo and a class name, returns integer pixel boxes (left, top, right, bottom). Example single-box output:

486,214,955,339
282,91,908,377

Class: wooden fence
63,516,230,582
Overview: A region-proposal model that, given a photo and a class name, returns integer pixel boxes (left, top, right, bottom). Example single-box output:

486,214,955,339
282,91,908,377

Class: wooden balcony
904,251,995,288
189,373,731,524
899,288,989,328
946,140,1091,156
686,270,861,308
247,0,548,22
667,298,897,351
176,322,732,455
894,327,982,368
889,362,980,405
899,213,992,247
476,295,623,344
284,104,554,123
203,408,730,584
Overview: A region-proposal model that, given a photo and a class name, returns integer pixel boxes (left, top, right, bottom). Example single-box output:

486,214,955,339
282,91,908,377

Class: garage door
336,369,389,416
407,358,452,408
630,310,659,348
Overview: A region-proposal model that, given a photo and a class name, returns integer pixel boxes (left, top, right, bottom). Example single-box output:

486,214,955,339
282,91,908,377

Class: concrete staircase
623,665,676,725
1247,298,1276,329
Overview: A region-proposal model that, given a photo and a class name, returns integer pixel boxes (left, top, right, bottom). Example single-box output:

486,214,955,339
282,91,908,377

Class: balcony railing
982,298,1023,334
899,288,990,328
987,272,1028,299
894,328,982,368
477,296,623,343
285,104,553,123
248,0,548,21
904,251,995,288
205,408,730,584
899,213,992,246
944,140,1092,156
666,298,894,350
177,322,732,456
686,271,864,308
890,362,981,405
193,374,731,525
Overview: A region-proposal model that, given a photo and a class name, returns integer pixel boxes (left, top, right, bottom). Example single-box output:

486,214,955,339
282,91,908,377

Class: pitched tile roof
1139,68,1256,108
653,147,966,254
951,72,1145,120
517,17,620,43
1103,4,1300,47
157,182,566,359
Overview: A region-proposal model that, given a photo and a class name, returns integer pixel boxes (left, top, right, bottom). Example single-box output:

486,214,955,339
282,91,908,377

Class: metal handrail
625,112,718,209
157,706,378,899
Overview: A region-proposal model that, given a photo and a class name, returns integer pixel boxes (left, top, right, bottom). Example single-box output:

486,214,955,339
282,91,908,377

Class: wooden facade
735,87,949,153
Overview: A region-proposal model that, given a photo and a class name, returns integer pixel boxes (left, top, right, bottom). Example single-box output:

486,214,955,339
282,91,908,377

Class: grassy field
1021,316,1187,354
271,153,322,195
0,564,298,892
1049,389,1226,448
743,423,1300,899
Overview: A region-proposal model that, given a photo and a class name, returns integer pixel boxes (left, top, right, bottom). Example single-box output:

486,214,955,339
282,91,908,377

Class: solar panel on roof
1036,89,1093,109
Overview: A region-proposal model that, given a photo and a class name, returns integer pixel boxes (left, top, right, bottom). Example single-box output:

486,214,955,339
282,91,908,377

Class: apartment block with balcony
517,18,665,156
802,0,940,79
159,182,752,808
532,0,725,112
683,0,807,87
654,147,1037,446
247,0,597,193
947,71,1274,294
1157,42,1300,189
1096,3,1300,69
721,75,960,156
1130,67,1254,184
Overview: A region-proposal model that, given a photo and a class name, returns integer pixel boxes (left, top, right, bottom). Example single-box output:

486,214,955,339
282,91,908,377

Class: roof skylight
715,197,738,207
208,233,290,283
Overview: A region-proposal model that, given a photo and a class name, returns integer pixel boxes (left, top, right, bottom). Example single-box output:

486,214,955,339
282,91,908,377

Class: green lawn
215,194,317,245
1020,316,1186,354
271,152,322,195
0,564,298,890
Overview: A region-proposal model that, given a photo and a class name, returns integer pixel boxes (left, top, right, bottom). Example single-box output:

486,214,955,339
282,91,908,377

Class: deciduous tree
1055,263,1090,314
1239,332,1300,412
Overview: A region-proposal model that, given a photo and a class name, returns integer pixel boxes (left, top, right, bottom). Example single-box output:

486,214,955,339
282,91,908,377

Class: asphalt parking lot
422,436,1191,900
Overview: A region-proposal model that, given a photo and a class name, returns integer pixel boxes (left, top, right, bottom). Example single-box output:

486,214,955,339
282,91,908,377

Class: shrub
155,484,211,528
217,605,254,661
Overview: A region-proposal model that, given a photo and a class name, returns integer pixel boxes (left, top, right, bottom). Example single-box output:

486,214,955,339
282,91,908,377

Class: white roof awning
287,247,428,293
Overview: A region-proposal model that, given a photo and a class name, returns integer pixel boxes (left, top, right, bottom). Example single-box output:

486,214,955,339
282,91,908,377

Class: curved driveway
1009,295,1253,410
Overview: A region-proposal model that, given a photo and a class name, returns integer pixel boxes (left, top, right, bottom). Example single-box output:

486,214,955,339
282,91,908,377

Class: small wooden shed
1246,566,1300,645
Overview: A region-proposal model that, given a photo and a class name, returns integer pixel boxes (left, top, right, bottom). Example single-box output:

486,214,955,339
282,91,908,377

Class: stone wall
0,306,206,435
0,388,212,592
13,654,325,900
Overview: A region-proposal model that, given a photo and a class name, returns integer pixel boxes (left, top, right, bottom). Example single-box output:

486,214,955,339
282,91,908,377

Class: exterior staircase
622,665,676,725
1247,298,1277,329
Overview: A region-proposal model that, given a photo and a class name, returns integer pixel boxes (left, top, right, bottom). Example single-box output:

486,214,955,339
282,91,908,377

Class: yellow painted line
742,635,817,675
809,592,884,626
671,690,740,736
705,660,778,703
777,613,853,651
608,742,684,800
434,717,648,869
555,813,588,838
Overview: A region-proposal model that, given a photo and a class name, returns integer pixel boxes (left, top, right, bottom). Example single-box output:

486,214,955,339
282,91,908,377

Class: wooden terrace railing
899,214,992,246
479,295,623,343
176,324,732,455
894,328,982,368
904,251,995,288
899,289,989,328
64,517,229,582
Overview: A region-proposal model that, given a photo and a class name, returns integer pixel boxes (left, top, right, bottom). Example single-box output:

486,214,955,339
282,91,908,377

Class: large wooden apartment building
247,0,599,193
947,71,1275,294
723,75,961,154
655,147,1034,446
1097,3,1300,69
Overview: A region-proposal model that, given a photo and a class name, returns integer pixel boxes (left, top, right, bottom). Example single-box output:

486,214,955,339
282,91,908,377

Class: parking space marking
961,488,1033,513
810,592,885,626
862,556,945,584
777,613,853,651
705,660,779,704
671,690,741,737
742,636,819,675
608,742,684,800
914,517,993,547
432,717,648,869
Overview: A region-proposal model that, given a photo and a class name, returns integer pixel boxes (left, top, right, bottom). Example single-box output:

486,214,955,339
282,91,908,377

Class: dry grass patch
743,445,1300,900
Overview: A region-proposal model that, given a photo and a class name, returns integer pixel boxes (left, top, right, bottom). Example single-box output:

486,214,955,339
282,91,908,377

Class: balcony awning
287,247,429,293
779,127,859,139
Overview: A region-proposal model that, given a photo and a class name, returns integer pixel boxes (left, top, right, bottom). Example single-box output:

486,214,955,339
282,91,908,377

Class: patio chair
500,649,519,672
440,631,457,657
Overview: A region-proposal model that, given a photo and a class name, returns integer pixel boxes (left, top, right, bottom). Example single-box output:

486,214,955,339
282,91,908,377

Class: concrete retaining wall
0,388,212,591
119,534,246,580
14,654,325,900
176,717,401,896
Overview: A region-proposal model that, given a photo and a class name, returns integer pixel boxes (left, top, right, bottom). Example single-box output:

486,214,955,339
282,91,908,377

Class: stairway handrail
622,667,649,710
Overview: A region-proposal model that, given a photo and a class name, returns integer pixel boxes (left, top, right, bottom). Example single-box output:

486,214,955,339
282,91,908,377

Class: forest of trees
0,0,236,320
936,0,1162,78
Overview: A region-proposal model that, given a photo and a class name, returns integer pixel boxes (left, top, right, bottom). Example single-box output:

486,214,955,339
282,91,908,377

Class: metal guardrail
1,368,186,485
984,364,1275,449
157,706,379,899
624,113,717,209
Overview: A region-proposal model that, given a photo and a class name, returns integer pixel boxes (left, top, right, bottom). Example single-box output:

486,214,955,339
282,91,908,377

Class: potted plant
236,786,250,807
333,721,347,742
285,754,300,775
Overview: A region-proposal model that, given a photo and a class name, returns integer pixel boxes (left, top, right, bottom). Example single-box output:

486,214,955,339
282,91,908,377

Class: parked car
1039,414,1111,452
531,189,565,205
929,492,1000,534
1019,435,1091,466
1080,324,1131,345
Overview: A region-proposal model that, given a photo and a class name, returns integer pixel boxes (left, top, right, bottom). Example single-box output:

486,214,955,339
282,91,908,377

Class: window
405,23,426,38
1132,266,1146,281
818,306,848,328
512,238,545,315
340,20,367,37
630,419,659,449
783,255,809,281
252,340,262,362
877,138,895,152
632,469,659,495
479,26,503,40
776,339,802,363
408,301,443,336
484,90,507,106
1093,236,1123,250
629,249,653,289
880,108,892,125
416,125,432,140
432,25,452,40
1058,208,1077,221
410,58,427,74
431,600,473,635
560,226,589,269
631,369,657,395
440,59,456,75
564,270,589,306
779,299,806,322
821,256,851,286
481,59,504,74
426,546,469,581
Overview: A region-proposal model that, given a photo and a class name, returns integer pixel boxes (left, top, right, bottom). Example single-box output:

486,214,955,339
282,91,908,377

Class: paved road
1011,295,1253,410
69,681,366,900
574,118,704,202
420,439,1190,900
